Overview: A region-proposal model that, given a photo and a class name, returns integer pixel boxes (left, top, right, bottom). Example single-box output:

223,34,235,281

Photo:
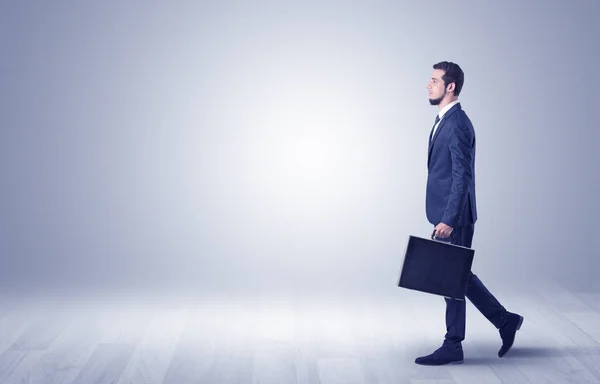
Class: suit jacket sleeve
441,118,473,227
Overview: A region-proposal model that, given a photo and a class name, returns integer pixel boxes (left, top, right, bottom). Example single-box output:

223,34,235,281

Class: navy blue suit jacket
426,102,477,228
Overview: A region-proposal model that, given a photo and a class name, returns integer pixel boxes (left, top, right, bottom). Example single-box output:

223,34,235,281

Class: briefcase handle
431,229,448,240
431,229,453,242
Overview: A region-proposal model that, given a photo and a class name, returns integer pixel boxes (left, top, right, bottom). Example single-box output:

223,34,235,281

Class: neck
437,96,458,111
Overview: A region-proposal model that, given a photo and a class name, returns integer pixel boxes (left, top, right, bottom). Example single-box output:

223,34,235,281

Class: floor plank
0,300,37,355
0,350,44,383
573,292,600,314
253,339,298,384
9,309,71,351
27,308,108,384
318,357,366,384
70,343,134,384
566,347,600,381
116,308,189,384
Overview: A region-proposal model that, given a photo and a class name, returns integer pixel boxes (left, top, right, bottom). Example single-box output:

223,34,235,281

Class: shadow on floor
463,345,570,365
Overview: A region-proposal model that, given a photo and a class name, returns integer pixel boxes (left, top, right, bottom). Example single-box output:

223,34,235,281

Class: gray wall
1,1,598,294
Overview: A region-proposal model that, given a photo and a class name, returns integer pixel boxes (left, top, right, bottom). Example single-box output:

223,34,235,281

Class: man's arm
441,118,473,228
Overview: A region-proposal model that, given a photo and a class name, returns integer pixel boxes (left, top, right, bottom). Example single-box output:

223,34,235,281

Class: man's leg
451,224,508,328
443,296,466,350
414,226,469,364
443,271,509,345
466,274,508,328
439,225,471,350
446,224,523,356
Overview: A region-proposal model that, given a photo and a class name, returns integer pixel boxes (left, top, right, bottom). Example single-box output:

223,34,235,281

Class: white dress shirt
431,100,460,140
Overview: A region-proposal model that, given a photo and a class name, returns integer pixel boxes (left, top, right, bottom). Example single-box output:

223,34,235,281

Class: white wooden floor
1,280,599,384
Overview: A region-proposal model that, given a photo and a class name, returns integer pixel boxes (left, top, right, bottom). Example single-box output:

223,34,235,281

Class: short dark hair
433,61,464,96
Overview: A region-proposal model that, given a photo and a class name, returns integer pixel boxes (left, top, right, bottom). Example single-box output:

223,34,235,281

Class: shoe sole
415,359,464,366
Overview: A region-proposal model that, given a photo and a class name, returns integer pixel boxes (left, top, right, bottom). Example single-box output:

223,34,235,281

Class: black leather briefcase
397,232,474,300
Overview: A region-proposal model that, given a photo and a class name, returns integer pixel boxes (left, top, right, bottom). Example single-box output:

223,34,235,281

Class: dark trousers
437,224,509,350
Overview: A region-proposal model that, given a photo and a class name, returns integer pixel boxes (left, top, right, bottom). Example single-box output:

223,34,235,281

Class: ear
446,82,455,93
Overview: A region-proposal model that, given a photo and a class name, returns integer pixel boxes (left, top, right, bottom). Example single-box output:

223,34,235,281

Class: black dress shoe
415,345,464,365
498,312,524,357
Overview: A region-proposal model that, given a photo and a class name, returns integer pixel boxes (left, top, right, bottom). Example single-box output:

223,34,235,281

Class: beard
429,88,446,105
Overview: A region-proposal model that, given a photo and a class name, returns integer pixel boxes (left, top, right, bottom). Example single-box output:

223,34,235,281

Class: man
415,61,524,365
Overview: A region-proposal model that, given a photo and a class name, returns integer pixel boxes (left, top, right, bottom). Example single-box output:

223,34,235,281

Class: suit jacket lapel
428,103,462,167
429,119,446,149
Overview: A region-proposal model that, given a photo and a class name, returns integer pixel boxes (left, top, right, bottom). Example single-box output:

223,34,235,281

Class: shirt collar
437,100,460,121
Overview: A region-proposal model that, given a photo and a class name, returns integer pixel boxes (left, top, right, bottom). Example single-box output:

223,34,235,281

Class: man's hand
433,222,453,238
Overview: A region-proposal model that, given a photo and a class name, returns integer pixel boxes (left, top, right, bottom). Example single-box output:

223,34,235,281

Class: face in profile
427,69,448,106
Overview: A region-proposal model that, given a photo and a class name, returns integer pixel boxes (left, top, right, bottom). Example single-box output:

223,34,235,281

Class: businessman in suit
415,61,524,365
